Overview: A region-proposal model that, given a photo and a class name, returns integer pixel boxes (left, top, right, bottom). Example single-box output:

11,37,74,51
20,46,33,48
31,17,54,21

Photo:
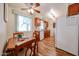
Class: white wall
7,4,35,39
6,5,16,39
40,3,71,19
0,3,7,55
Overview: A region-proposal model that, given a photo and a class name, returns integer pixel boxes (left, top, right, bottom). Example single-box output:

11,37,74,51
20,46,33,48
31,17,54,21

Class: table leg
14,48,19,56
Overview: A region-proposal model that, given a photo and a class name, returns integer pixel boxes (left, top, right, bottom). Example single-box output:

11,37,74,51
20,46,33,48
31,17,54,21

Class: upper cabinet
68,3,79,16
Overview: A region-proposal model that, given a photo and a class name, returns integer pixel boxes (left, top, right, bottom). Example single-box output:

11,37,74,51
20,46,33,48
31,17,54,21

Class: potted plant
17,34,23,41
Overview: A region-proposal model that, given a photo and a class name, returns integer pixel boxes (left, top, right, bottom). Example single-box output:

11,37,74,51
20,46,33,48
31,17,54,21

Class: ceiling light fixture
27,8,34,14
47,9,58,22
48,13,55,20
30,9,34,14
27,9,30,13
50,9,57,18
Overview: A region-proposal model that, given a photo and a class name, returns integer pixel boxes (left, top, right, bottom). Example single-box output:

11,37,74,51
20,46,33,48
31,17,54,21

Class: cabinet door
68,3,79,16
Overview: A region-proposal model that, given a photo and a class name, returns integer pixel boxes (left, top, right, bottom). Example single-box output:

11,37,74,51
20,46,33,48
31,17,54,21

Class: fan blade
35,3,40,7
21,8,28,10
33,9,40,13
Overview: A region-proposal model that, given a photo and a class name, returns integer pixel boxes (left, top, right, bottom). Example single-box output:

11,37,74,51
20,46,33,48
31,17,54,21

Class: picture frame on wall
53,23,56,28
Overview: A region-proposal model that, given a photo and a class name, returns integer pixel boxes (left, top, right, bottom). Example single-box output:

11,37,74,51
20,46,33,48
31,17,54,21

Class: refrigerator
55,14,79,55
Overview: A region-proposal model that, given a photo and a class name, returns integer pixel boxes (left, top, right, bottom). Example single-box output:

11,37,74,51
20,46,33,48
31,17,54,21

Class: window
16,15,32,32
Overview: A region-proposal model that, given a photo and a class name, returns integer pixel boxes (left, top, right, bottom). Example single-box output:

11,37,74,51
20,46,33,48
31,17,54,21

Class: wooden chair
33,31,40,55
3,38,15,56
25,39,36,56
25,31,40,56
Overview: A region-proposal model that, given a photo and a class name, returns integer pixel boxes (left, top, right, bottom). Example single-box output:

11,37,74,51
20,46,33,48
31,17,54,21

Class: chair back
33,31,40,42
13,32,24,38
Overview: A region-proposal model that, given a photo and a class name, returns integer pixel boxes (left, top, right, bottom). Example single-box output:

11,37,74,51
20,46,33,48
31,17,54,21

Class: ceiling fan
21,3,40,15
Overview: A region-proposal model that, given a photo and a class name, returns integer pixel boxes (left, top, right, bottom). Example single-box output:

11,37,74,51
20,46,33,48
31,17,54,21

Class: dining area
3,31,40,56
2,3,50,56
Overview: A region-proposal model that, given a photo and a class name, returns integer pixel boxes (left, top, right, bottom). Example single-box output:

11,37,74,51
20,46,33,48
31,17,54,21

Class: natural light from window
17,15,32,32
39,21,45,30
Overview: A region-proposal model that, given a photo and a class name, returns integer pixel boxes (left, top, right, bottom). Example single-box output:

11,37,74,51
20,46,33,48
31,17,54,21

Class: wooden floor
16,36,74,56
38,36,73,56
56,48,74,56
38,37,56,56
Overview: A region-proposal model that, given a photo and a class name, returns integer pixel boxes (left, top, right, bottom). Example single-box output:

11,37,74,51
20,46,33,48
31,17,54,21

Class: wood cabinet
34,17,41,26
68,3,79,16
44,30,50,38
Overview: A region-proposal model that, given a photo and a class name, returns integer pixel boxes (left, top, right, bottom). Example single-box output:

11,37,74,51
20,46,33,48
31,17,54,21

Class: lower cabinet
44,30,50,38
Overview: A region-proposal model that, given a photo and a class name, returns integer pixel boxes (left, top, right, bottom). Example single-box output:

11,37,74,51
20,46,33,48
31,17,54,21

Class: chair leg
37,44,38,53
33,45,36,56
35,43,38,55
25,47,33,56
34,44,38,56
30,48,32,56
25,48,28,56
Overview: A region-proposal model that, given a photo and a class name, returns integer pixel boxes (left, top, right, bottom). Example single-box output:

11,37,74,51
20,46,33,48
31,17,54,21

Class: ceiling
8,3,30,9
40,3,71,18
8,3,71,18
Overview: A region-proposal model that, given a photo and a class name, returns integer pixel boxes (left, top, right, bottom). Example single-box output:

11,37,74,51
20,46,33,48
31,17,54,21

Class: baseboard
56,47,75,56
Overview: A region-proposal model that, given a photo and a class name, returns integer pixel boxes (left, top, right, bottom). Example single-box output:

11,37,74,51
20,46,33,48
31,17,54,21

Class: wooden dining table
6,37,36,56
